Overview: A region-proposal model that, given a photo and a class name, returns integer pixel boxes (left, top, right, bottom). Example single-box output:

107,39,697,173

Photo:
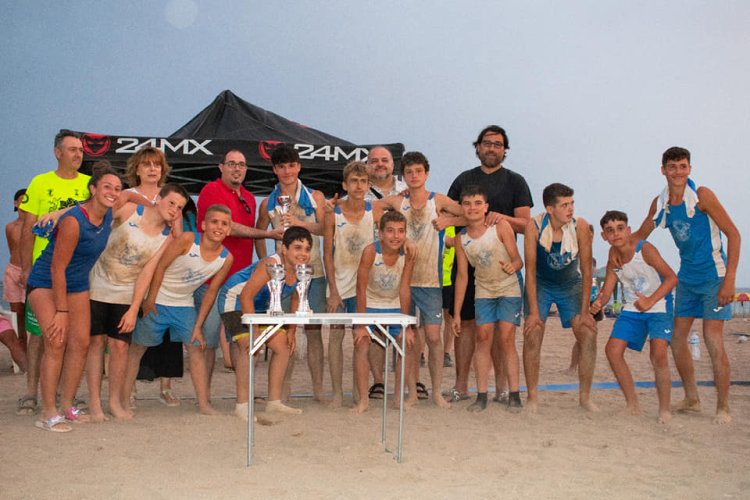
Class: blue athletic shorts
133,304,197,347
610,310,673,351
524,281,582,329
475,296,522,326
193,284,221,348
410,287,443,325
675,279,732,321
365,307,404,338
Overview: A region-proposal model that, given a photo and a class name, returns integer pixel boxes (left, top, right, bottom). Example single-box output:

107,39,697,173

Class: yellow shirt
19,170,91,262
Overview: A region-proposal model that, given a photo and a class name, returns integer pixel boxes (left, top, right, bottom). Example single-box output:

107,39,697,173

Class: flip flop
35,414,72,433
16,395,38,416
416,382,429,400
64,406,91,424
442,387,470,402
368,383,385,400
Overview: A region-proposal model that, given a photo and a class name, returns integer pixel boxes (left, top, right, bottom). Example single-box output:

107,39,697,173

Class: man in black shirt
445,125,533,402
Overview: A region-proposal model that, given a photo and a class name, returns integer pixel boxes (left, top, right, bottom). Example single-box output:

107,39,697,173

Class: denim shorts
410,286,443,325
525,281,582,328
610,310,673,351
675,279,732,321
475,296,522,326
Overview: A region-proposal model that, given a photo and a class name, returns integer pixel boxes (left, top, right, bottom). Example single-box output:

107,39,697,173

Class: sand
1,317,749,499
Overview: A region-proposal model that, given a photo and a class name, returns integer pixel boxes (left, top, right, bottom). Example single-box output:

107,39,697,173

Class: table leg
382,332,389,444
247,330,255,466
397,324,406,463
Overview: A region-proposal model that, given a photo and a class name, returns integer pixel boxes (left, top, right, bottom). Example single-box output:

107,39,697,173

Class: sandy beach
1,317,749,499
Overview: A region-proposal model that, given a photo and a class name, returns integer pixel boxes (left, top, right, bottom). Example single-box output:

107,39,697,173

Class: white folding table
241,312,416,466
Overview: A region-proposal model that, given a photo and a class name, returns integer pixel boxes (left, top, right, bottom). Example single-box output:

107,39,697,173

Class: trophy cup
295,264,313,316
266,263,286,316
277,195,292,229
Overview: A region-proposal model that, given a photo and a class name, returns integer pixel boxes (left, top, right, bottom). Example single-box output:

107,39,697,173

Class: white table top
241,312,416,326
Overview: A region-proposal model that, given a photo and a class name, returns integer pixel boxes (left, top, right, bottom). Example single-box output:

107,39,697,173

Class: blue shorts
525,281,582,329
133,304,197,347
337,296,357,313
194,284,221,348
366,307,404,338
610,310,673,351
410,287,443,325
475,296,522,326
675,279,732,321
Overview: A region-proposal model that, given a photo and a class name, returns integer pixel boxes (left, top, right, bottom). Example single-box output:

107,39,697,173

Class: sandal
64,406,90,423
159,390,180,407
16,395,38,416
35,414,72,433
443,387,470,402
368,383,385,400
416,382,429,400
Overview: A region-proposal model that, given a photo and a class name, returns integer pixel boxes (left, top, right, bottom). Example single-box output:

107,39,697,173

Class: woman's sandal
159,390,180,407
16,395,38,416
35,414,72,433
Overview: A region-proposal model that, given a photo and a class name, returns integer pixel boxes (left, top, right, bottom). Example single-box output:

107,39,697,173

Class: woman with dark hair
28,166,122,432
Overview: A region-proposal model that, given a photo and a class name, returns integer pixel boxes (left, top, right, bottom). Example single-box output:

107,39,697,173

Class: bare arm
523,220,543,334
322,209,342,312
47,217,80,343
497,220,523,273
452,234,468,336
190,254,234,348
398,247,416,347
354,244,376,345
576,217,594,317
142,233,193,316
590,255,618,315
635,242,678,312
253,199,271,259
18,210,38,286
697,187,741,306
632,197,658,242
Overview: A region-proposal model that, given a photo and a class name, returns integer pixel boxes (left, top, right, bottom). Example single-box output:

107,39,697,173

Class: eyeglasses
238,195,252,214
480,140,505,150
224,161,247,169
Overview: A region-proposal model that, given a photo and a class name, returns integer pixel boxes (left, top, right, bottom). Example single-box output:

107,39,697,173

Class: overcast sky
1,1,747,285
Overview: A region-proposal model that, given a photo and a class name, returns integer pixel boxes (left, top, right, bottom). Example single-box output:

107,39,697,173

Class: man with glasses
196,150,283,382
445,126,533,403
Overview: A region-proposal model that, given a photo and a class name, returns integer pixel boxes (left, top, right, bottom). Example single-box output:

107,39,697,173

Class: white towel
533,212,578,257
653,178,698,228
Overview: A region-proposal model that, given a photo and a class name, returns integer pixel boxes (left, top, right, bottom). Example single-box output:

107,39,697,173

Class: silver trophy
266,263,286,316
295,264,313,316
277,195,292,229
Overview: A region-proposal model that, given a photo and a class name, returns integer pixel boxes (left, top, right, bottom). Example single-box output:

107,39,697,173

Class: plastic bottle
689,331,701,361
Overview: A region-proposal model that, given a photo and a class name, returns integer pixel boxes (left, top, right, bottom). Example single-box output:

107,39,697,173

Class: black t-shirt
447,166,533,215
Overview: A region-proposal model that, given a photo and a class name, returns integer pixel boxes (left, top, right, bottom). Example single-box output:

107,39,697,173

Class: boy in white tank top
376,152,462,408
124,205,234,416
323,161,384,407
352,211,416,414
453,186,524,412
591,210,677,424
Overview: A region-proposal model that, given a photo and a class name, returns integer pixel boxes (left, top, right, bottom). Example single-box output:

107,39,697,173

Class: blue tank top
535,240,581,288
28,204,113,292
218,255,297,313
664,202,726,285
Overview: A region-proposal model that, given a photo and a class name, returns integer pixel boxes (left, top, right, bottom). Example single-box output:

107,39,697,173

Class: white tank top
157,233,229,307
366,242,405,309
400,193,442,288
615,241,669,313
460,226,521,299
89,205,170,304
332,202,374,299
268,186,324,278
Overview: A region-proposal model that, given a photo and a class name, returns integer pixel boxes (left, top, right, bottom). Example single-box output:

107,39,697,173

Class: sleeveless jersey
366,242,406,309
460,226,521,299
664,202,727,285
332,201,374,299
90,205,170,304
156,233,229,307
400,192,443,288
28,204,113,293
615,241,672,314
534,218,581,288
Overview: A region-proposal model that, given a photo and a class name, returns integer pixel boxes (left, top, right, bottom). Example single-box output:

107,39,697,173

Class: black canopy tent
76,90,404,197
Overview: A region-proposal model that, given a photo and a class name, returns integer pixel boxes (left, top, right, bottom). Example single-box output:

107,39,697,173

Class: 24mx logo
115,138,213,155
295,144,369,162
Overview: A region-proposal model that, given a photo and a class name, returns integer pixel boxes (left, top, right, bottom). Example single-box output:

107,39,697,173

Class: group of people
3,124,739,432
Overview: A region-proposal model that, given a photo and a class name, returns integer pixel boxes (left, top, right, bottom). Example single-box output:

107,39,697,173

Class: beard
479,151,503,169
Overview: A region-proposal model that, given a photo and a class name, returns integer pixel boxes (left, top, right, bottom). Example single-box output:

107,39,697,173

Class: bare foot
713,409,731,425
579,399,600,412
618,404,642,417
266,400,303,415
198,404,221,416
350,401,369,415
89,411,110,423
392,397,416,410
657,410,672,424
527,398,539,414
109,403,134,421
433,395,451,409
674,398,702,414
329,394,343,409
